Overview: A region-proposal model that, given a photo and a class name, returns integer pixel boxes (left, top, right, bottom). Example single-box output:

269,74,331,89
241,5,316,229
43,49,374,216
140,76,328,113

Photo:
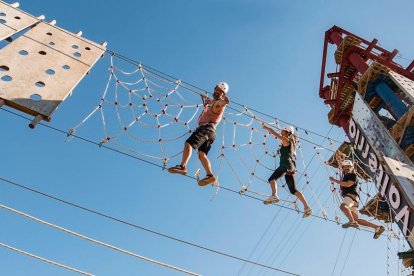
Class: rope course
0,241,94,276
4,107,409,275
1,107,396,233
1,0,402,225
65,54,350,219
1,5,413,275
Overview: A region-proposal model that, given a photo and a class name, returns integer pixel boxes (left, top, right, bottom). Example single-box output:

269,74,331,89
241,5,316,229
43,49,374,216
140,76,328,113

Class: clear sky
1,0,414,275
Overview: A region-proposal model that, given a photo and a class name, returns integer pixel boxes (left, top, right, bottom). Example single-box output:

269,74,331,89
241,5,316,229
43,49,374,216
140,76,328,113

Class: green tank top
279,143,295,170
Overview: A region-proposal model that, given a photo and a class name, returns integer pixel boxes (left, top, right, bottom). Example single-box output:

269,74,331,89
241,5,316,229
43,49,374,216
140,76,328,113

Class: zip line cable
0,175,299,276
0,203,200,276
0,242,94,276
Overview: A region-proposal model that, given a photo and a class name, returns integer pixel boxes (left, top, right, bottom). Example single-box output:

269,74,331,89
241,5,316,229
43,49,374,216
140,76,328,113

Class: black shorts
186,124,216,154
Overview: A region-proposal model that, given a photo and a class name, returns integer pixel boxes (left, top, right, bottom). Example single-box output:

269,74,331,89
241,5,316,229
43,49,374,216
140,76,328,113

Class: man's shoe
168,165,187,175
198,175,216,186
263,195,280,205
342,221,359,229
373,226,385,239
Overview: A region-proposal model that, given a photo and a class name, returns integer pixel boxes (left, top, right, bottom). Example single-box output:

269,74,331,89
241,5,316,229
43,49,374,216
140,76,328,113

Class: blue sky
1,1,414,275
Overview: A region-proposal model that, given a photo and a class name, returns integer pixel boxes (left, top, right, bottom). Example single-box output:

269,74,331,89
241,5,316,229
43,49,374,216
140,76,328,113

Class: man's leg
198,151,213,176
352,212,378,230
181,142,193,168
340,203,355,222
197,150,217,186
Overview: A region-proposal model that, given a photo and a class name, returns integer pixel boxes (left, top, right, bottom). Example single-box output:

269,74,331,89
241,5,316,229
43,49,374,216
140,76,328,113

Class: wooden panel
0,21,106,121
0,1,39,41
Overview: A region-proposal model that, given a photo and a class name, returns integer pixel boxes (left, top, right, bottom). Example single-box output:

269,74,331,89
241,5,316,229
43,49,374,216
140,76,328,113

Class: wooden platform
326,142,371,181
359,195,391,223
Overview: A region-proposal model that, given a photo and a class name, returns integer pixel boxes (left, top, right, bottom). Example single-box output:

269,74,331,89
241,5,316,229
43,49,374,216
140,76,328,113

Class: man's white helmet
282,125,295,134
342,160,353,167
216,82,229,94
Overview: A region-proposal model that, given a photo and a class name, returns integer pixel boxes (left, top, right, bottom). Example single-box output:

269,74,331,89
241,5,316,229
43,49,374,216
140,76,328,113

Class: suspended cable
0,241,94,276
0,174,298,276
0,203,200,276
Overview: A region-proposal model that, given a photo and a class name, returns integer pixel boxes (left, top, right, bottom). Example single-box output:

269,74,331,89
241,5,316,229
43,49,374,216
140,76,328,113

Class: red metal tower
319,26,414,266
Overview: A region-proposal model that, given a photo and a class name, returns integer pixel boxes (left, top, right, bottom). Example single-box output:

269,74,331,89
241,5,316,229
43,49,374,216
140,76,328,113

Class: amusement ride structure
319,25,414,268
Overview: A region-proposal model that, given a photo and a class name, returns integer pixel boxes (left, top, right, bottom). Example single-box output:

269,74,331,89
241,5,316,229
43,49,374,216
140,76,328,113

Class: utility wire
0,203,200,276
0,241,94,276
0,175,299,275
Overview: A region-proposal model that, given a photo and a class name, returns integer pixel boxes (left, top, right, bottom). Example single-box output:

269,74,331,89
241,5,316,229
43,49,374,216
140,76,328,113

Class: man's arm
329,176,355,187
200,94,209,105
223,95,230,105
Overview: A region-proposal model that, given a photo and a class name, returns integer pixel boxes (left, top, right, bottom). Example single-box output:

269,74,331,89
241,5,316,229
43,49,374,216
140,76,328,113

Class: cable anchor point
162,158,169,170
195,168,201,181
98,137,109,147
239,186,248,195
322,209,328,221
335,215,341,224
65,128,76,142
293,202,300,212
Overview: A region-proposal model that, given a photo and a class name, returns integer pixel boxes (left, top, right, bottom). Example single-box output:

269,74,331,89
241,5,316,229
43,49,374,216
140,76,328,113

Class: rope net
68,55,396,224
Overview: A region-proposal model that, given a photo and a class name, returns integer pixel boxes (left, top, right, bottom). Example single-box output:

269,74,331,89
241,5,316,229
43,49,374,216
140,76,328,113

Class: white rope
0,241,94,276
0,204,200,276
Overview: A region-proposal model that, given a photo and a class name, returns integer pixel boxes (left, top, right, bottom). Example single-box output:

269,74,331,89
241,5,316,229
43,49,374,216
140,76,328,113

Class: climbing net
68,54,398,226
